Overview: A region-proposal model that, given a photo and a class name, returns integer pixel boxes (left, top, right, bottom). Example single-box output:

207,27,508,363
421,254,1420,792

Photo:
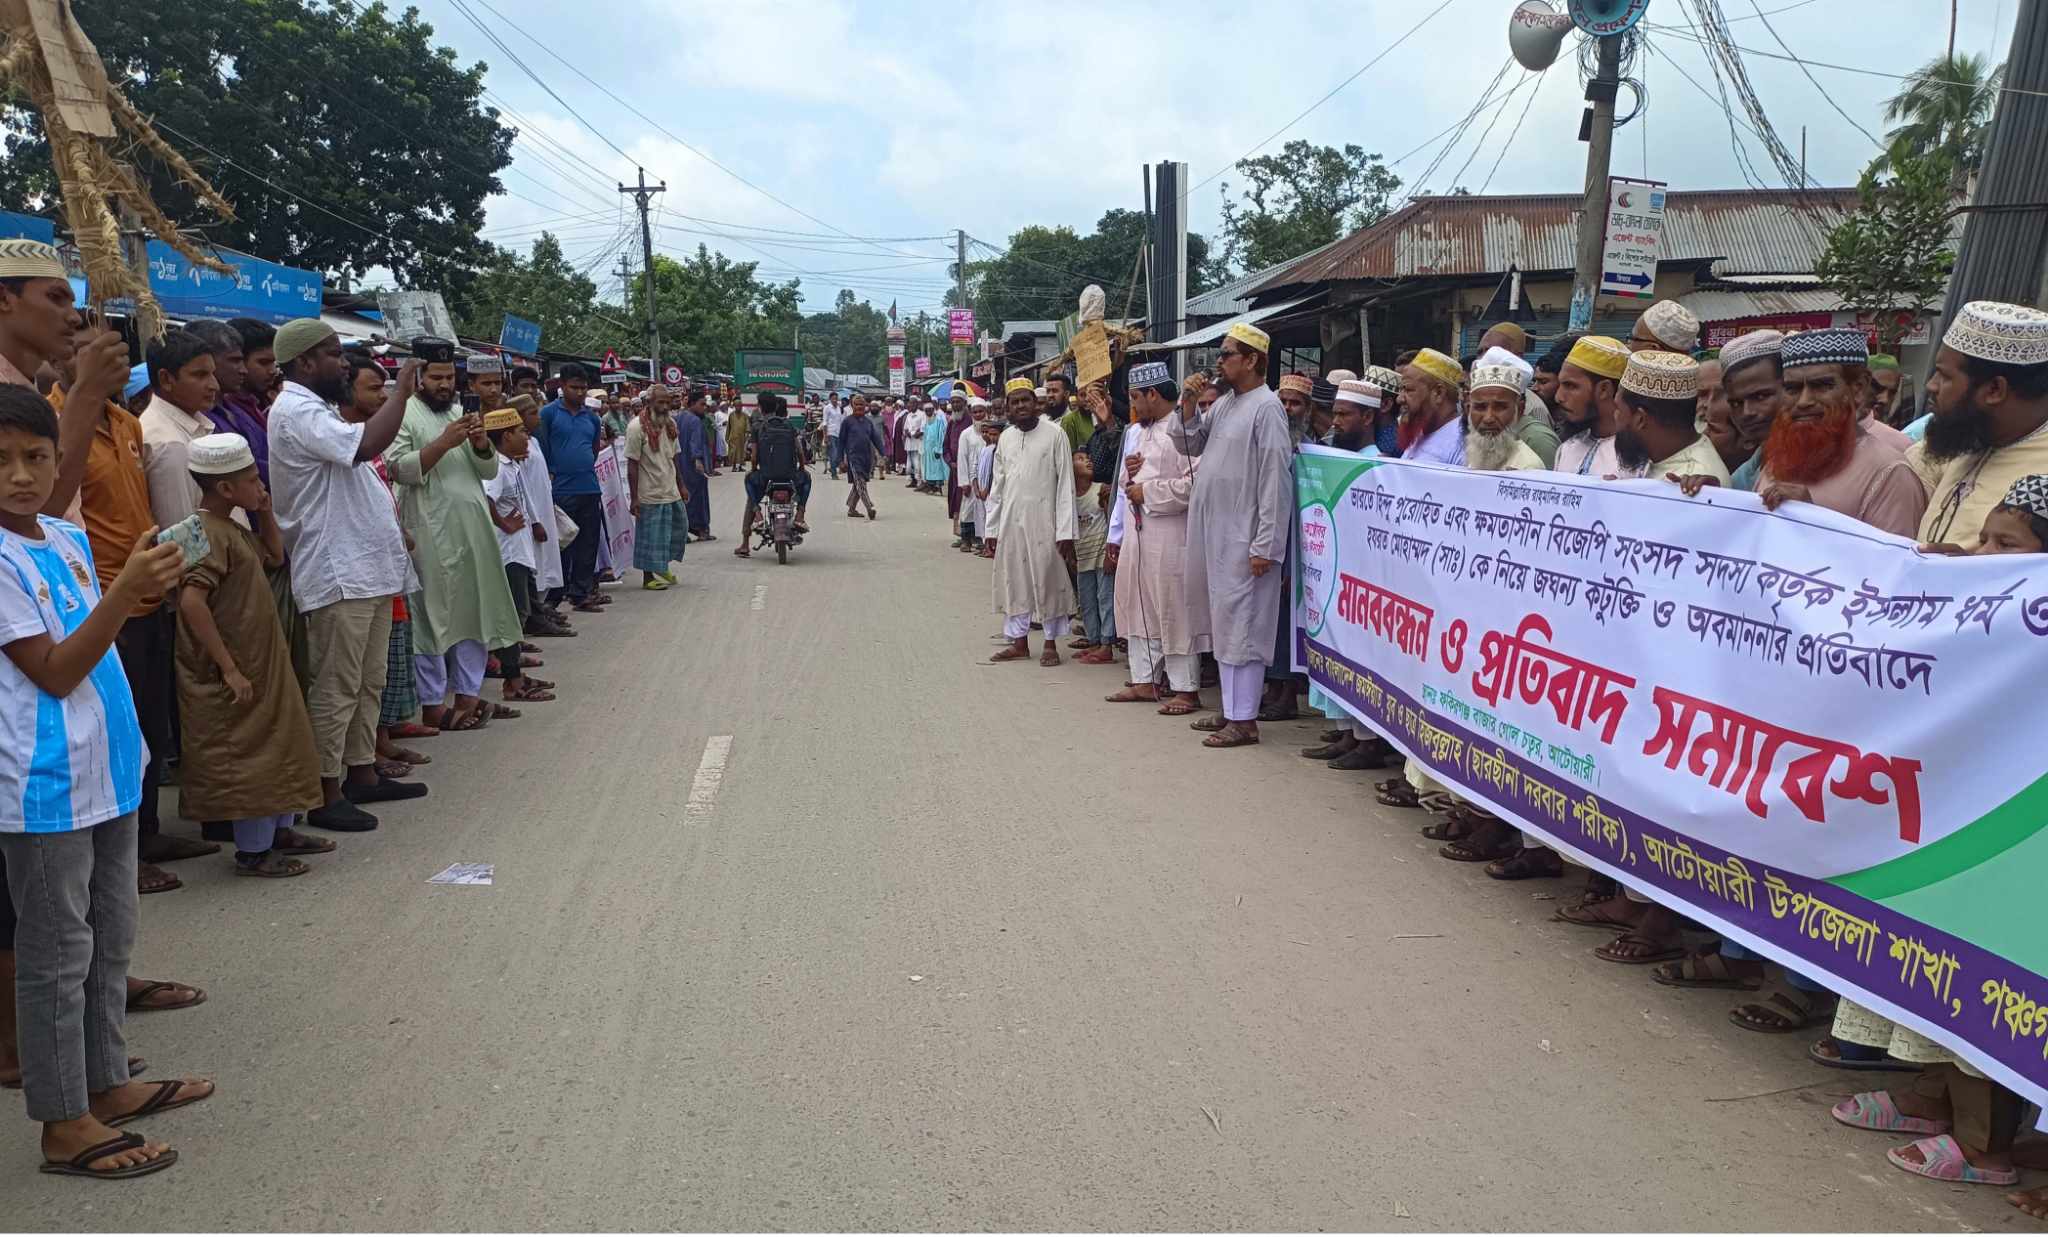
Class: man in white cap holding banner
1172,321,1293,748
1918,300,2048,550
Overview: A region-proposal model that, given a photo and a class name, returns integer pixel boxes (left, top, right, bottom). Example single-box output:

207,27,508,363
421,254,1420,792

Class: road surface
8,470,2027,1231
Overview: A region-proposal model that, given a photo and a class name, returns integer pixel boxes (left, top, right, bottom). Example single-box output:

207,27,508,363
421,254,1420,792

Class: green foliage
449,234,630,356
963,209,1216,332
1816,152,1957,354
1215,140,1402,275
798,289,891,376
0,0,512,286
1865,53,2004,188
625,246,802,374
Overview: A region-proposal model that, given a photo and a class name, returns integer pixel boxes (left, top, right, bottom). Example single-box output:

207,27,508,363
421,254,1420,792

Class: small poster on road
428,862,495,886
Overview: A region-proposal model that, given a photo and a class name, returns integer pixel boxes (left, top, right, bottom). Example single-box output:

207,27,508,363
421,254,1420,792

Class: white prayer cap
1469,345,1533,395
1719,329,1784,373
189,433,255,476
1639,299,1701,351
1335,378,1381,409
1944,300,2048,367
1326,368,1359,384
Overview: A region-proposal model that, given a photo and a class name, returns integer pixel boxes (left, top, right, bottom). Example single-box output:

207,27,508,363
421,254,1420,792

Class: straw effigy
0,0,235,339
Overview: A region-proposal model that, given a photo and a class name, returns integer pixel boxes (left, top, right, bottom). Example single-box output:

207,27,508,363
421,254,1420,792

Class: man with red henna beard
1754,327,1926,538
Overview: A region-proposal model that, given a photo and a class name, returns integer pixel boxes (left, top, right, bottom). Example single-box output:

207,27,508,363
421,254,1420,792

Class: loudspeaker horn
1509,0,1573,71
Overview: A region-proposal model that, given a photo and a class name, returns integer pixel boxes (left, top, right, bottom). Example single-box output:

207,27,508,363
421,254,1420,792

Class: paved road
9,469,2027,1230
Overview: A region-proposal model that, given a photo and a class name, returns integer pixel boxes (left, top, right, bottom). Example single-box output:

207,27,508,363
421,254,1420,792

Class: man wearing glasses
1171,322,1293,749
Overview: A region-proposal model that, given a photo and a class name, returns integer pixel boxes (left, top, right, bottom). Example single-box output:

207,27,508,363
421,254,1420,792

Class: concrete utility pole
1942,0,2048,321
1568,34,1623,333
954,229,969,376
620,167,666,376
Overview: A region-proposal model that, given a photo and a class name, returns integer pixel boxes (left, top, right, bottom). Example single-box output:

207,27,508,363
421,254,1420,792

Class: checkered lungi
634,500,686,573
379,615,419,726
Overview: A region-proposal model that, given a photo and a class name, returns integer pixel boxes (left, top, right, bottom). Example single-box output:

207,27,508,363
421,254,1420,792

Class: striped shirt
0,517,144,832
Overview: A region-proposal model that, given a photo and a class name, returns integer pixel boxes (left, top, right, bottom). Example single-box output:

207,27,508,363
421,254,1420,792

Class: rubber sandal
38,1131,177,1179
126,980,206,1013
1551,897,1639,930
1887,1134,2019,1186
106,1077,216,1126
1592,931,1686,965
1832,1091,1953,1136
1650,951,1764,990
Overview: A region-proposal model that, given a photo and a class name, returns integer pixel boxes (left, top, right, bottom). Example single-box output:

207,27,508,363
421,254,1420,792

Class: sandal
1593,931,1686,965
137,864,181,895
1105,686,1159,703
272,828,336,856
38,1130,177,1179
1156,696,1201,716
236,853,310,878
503,682,555,703
1439,835,1519,863
1831,1091,1953,1136
1729,985,1836,1034
389,747,431,765
374,758,413,780
988,644,1031,663
127,980,206,1013
1484,848,1565,881
1189,715,1228,732
447,707,490,732
1376,781,1421,808
389,722,439,739
1808,1037,1920,1073
489,703,522,720
1038,648,1061,667
1887,1134,2019,1186
1650,950,1764,990
105,1077,216,1126
1203,724,1261,749
1552,895,1639,930
1419,817,1477,842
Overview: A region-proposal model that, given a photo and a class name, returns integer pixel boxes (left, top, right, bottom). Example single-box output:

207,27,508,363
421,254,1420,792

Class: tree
1215,140,1402,275
963,210,1215,332
626,246,801,374
1816,153,1957,354
1865,53,2003,190
449,234,629,356
797,289,889,376
0,0,514,285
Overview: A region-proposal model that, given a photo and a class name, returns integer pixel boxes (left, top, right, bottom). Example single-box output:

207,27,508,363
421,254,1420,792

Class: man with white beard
1463,347,1546,473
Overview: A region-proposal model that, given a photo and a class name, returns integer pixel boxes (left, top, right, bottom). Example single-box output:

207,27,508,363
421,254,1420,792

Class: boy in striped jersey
0,385,210,1178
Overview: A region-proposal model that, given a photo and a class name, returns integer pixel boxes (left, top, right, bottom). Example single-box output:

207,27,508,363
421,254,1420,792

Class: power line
1479,68,1550,195
446,0,636,165
1745,0,1882,147
1644,19,2048,99
1444,70,1538,195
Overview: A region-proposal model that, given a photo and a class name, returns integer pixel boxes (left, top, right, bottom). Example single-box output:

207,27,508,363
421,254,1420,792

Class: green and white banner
1294,445,2048,1107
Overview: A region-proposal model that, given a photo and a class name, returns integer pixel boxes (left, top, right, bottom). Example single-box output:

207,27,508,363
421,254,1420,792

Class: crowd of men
939,301,2048,1217
0,237,772,1179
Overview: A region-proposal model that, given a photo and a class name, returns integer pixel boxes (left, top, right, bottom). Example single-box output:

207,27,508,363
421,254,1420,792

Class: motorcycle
756,478,804,564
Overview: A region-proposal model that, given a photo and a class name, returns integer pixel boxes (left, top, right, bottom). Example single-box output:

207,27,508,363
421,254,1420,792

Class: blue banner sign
499,313,542,356
0,210,56,244
144,241,323,325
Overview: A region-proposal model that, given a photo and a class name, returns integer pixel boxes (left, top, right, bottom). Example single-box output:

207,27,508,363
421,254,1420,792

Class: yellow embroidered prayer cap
1565,335,1630,381
1410,348,1462,389
481,407,524,431
1225,322,1270,353
1005,377,1035,396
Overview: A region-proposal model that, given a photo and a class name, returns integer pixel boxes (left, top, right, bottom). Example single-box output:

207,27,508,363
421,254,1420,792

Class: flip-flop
5,1056,144,1090
106,1077,216,1127
38,1131,177,1179
1832,1091,1953,1136
1551,898,1639,930
126,981,205,1013
1887,1134,2019,1186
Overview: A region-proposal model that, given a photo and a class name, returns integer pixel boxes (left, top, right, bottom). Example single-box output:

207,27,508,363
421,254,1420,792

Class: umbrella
926,378,984,401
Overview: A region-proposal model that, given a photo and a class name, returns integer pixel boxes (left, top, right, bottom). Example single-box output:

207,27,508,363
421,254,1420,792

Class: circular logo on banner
663,364,685,385
1567,0,1649,35
1298,501,1340,640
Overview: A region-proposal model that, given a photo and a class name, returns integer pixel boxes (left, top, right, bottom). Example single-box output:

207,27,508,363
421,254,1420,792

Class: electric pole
954,228,969,376
1567,34,1623,333
1942,0,2048,319
620,166,666,377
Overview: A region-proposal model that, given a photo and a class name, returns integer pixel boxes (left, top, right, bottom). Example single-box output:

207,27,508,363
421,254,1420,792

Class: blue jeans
1077,569,1115,644
826,434,843,475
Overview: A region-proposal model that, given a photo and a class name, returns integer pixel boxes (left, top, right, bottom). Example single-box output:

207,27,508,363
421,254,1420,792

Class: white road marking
686,735,735,819
751,584,767,611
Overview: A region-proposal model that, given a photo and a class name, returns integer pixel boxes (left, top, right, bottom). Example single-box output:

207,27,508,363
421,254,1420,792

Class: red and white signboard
601,349,624,373
663,363,685,385
948,308,975,344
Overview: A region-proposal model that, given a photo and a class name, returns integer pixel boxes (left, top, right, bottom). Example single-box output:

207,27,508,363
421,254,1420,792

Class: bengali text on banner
1291,445,2048,1107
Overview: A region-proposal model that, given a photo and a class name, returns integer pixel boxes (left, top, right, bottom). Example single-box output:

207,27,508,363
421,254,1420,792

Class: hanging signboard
914,355,931,377
377,290,456,342
1598,177,1666,302
147,241,323,326
948,307,975,344
499,313,542,357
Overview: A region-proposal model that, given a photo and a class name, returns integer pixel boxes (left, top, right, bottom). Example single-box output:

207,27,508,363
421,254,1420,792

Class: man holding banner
1172,323,1292,749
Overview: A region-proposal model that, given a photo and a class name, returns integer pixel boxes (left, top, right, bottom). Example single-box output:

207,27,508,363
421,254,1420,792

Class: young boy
1975,475,2048,555
483,409,556,704
173,433,327,877
624,393,685,589
0,384,206,1178
514,396,573,635
974,417,1003,558
1070,450,1115,662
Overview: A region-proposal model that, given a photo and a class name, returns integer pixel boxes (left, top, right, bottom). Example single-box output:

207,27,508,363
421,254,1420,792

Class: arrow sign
1603,270,1653,288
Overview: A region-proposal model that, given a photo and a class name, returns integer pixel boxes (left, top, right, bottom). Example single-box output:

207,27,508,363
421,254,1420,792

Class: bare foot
2008,1186,2048,1220
41,1114,171,1173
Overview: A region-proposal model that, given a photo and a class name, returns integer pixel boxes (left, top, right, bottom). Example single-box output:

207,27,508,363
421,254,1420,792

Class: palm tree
1865,53,2005,190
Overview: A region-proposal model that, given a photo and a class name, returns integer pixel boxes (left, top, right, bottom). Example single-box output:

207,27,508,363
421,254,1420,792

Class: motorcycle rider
733,391,811,558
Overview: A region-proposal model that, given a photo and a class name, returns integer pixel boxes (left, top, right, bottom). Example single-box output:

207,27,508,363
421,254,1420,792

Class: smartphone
155,513,210,570
461,393,481,414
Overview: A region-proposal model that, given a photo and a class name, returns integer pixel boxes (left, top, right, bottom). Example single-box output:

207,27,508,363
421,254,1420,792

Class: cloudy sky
424,0,2017,317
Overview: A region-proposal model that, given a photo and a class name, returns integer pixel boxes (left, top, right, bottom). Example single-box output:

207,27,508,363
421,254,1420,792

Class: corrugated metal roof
1255,188,1860,292
1679,288,1844,321
1186,237,1346,318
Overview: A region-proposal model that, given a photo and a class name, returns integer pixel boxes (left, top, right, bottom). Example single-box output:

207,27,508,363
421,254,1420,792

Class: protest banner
595,442,634,572
1293,445,2048,1109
